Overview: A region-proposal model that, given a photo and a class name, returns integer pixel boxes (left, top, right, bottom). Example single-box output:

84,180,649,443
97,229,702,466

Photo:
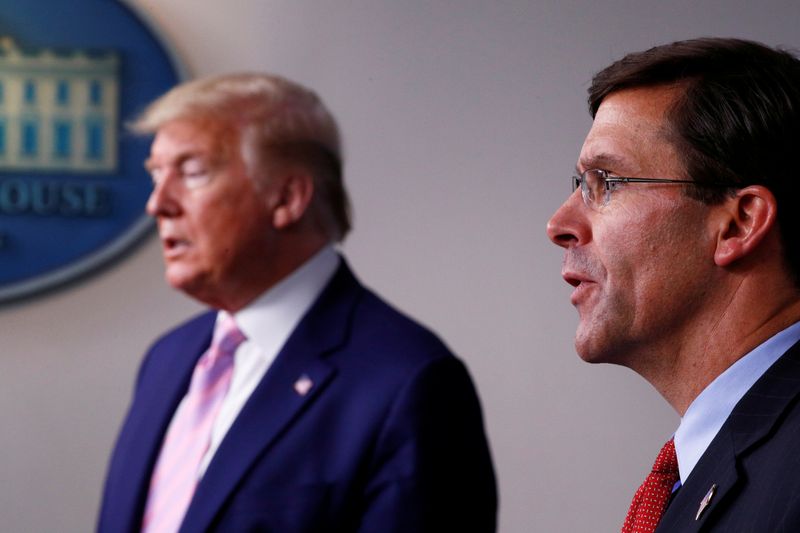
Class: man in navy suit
547,38,800,531
98,73,496,532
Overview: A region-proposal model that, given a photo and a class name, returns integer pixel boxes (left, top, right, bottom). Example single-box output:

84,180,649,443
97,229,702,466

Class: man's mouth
161,236,190,258
562,270,595,306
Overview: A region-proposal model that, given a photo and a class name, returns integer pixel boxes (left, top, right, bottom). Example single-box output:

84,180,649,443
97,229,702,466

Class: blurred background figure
97,73,496,533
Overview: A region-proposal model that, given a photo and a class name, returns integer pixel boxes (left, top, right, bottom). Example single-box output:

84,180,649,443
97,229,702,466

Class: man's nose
546,189,587,249
146,173,181,218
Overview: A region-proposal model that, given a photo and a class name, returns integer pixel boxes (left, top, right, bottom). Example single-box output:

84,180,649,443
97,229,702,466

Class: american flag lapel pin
294,374,314,396
695,483,717,521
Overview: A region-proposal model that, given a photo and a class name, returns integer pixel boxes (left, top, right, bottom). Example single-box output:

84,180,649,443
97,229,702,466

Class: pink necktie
622,438,680,533
142,316,246,533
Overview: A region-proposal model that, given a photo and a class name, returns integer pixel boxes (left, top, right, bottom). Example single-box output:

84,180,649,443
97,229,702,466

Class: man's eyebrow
144,151,209,172
577,152,628,173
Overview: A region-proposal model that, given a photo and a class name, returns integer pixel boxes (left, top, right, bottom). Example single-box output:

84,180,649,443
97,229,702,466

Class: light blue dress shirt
674,320,800,485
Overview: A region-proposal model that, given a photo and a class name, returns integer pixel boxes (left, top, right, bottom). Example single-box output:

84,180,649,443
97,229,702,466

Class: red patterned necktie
621,438,680,533
142,316,246,533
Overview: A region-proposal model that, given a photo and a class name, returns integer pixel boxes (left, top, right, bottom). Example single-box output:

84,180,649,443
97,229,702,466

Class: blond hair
133,72,351,241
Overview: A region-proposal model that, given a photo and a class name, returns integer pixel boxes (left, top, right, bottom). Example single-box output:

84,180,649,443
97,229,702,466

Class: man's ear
713,185,777,267
270,170,315,230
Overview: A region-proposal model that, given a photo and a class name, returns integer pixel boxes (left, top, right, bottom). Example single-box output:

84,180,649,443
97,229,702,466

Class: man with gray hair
98,73,496,533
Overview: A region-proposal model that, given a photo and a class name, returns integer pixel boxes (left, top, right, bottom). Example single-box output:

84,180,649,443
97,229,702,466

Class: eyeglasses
571,168,731,209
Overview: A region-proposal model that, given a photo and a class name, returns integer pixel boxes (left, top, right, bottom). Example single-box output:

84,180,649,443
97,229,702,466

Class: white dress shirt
196,245,340,477
673,320,800,484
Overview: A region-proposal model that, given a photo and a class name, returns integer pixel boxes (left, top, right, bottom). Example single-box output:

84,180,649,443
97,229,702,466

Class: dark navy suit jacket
655,340,800,531
98,262,497,532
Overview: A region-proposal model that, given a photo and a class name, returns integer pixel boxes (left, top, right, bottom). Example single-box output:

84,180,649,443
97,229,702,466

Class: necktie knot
651,438,678,475
206,315,246,365
216,319,246,356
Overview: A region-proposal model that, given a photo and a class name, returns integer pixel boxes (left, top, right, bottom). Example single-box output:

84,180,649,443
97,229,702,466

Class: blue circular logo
0,0,182,302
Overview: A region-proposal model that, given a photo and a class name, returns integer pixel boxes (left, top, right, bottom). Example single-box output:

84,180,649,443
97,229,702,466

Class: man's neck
638,280,800,415
202,236,331,313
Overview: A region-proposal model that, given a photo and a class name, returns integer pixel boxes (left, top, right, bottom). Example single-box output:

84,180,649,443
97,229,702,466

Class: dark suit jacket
98,262,497,532
656,340,800,532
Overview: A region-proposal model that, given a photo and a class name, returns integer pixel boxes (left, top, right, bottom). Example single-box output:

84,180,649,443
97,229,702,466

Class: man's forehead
578,127,646,175
578,87,679,173
148,118,231,160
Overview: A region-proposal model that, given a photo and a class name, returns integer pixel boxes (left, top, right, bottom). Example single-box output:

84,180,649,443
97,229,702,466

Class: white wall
2,1,799,531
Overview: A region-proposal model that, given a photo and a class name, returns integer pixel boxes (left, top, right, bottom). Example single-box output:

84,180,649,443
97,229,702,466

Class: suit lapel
180,262,362,533
655,434,739,532
103,312,215,532
656,341,800,531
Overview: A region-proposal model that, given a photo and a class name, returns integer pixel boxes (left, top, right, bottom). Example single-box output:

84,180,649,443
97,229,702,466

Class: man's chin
165,268,204,296
575,334,636,368
576,350,608,364
165,269,231,309
575,334,613,365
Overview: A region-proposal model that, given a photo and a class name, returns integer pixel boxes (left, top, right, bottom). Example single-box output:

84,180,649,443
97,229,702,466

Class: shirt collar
674,321,800,483
217,245,340,356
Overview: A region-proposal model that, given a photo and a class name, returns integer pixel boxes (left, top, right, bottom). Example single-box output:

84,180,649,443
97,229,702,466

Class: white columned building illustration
0,36,119,173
